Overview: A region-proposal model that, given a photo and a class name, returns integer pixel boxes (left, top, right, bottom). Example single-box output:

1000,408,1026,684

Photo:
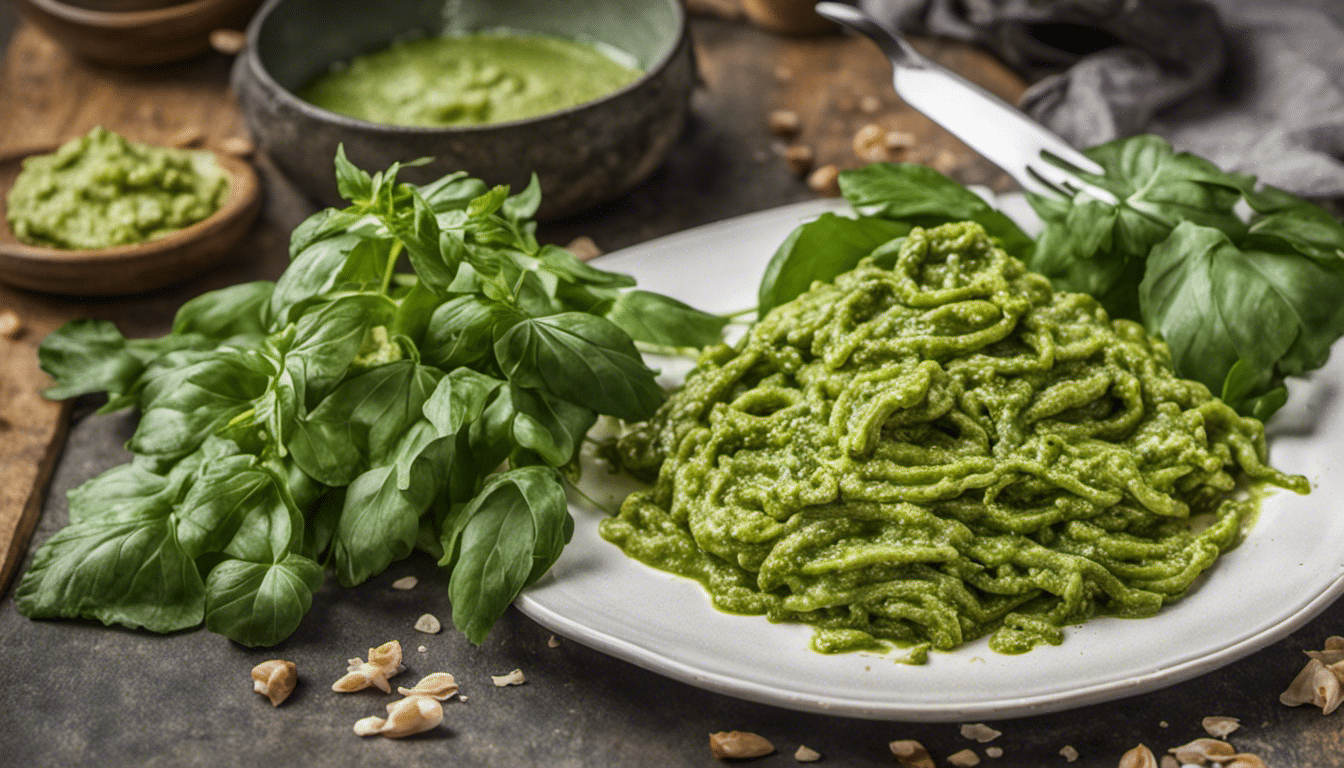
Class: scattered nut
1306,635,1344,664
1201,716,1240,739
767,110,802,138
931,149,960,174
782,144,814,177
378,694,444,738
1119,744,1157,768
491,668,525,687
353,715,385,737
806,164,841,197
709,731,774,761
565,235,603,261
959,723,1002,743
0,309,24,340
794,744,821,762
417,645,428,653
1224,754,1268,768
852,123,888,162
397,672,459,701
1159,756,1180,768
1167,738,1236,764
1060,745,1080,762
209,28,247,55
947,749,981,767
889,740,935,768
1280,658,1344,713
333,640,403,693
250,660,297,707
391,575,418,590
885,130,916,153
414,613,442,634
334,661,393,694
985,746,1003,758
547,635,560,648
219,136,255,157
859,95,882,114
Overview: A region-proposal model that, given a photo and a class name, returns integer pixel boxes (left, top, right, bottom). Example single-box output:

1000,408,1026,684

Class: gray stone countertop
3,8,1344,768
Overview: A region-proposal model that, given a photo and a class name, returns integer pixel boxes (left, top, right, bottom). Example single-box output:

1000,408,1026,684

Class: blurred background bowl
12,0,263,67
231,0,694,221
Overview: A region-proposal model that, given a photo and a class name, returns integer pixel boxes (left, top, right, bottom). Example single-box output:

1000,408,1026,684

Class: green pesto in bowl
298,31,643,128
6,126,227,250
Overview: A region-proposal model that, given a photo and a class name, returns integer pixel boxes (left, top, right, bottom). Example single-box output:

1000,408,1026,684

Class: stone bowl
232,0,693,220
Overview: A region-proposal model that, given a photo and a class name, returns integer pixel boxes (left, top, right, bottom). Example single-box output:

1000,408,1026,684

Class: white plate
515,197,1343,722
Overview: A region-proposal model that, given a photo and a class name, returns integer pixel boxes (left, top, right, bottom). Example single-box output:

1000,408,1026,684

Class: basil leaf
501,174,542,222
285,294,395,404
38,319,204,405
1140,221,1344,413
173,281,275,339
440,466,571,644
15,514,205,633
604,289,729,348
127,355,270,460
839,163,1033,257
334,144,373,203
288,360,443,484
418,171,487,212
534,244,635,288
422,295,522,370
509,385,597,467
495,312,663,421
332,465,426,586
757,213,910,316
203,554,324,647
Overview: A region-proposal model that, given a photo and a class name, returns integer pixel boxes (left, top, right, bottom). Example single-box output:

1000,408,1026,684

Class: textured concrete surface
5,8,1344,767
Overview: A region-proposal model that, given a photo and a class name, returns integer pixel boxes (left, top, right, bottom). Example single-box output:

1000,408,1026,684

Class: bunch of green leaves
756,162,1033,315
18,148,728,647
1025,134,1344,419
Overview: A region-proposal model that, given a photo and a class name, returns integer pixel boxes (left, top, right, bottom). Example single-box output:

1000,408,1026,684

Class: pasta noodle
600,221,1309,657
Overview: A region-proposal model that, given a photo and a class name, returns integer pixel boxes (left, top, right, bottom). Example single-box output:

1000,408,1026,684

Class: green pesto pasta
600,221,1309,658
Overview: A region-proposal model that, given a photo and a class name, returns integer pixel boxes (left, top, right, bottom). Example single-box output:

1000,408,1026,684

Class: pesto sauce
601,221,1309,660
6,126,228,250
298,32,643,128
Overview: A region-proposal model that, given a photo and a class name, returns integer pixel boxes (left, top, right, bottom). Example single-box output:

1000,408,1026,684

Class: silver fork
814,1,1111,201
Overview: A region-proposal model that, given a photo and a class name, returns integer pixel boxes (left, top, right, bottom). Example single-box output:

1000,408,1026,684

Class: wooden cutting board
0,24,259,593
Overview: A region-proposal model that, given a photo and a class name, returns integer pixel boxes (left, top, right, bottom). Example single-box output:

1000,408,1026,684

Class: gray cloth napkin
859,0,1344,197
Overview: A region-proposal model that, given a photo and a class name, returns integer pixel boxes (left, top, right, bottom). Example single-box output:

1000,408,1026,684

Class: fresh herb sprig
18,148,728,647
756,142,1344,420
1025,135,1344,419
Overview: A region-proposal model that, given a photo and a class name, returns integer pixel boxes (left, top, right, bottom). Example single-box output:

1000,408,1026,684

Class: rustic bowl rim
23,0,252,28
241,0,689,135
0,143,260,266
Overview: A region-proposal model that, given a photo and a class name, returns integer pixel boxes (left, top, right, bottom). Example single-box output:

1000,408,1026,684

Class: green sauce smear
298,32,643,128
6,126,228,250
601,221,1309,659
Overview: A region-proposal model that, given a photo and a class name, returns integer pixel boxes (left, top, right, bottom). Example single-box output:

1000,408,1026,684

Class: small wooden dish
13,0,263,67
0,144,261,296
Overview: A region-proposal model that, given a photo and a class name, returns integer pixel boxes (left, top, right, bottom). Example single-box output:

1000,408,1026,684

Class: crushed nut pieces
352,672,460,740
806,164,841,197
1119,744,1157,768
414,613,442,634
1059,745,1079,762
0,309,24,340
946,748,980,767
251,659,297,707
491,669,525,687
767,110,801,138
333,640,404,693
390,576,418,590
782,144,814,177
889,739,935,768
1283,636,1344,714
794,744,821,762
565,235,603,261
1201,716,1240,739
959,723,1001,743
709,731,774,761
